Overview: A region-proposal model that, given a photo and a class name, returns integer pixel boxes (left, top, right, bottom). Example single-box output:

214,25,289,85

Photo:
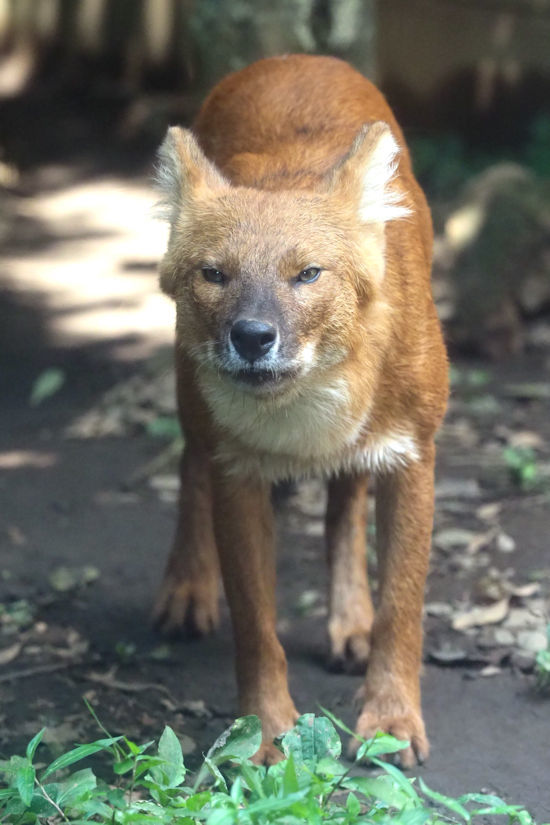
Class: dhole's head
155,123,409,399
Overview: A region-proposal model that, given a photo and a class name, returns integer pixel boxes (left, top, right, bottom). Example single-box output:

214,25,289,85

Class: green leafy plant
449,366,491,393
0,712,535,825
145,415,181,439
30,368,66,406
503,446,538,490
535,624,550,695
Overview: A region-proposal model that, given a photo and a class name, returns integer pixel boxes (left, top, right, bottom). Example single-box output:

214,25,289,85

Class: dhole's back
193,55,431,260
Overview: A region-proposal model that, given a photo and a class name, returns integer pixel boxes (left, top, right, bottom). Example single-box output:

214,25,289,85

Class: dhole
153,54,448,766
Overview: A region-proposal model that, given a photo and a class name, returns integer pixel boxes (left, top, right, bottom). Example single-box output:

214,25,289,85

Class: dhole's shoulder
193,55,411,175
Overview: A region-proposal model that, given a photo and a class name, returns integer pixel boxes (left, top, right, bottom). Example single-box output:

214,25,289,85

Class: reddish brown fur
153,55,448,766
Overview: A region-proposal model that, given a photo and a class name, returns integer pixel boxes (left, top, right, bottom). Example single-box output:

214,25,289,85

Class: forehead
191,188,342,268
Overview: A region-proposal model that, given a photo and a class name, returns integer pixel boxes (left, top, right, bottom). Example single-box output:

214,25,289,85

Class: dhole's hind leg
325,473,374,673
153,442,220,636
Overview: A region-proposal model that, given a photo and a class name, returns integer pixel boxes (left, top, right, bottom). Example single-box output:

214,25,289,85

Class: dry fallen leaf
510,582,540,599
6,525,26,546
425,601,453,618
179,699,212,719
149,474,179,492
86,668,172,696
476,502,502,522
434,528,479,551
467,528,498,555
0,642,22,665
507,430,544,450
452,597,510,631
480,665,502,677
428,642,469,664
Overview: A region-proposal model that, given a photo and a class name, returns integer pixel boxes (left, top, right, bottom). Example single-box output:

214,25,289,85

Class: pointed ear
154,126,229,222
327,122,411,224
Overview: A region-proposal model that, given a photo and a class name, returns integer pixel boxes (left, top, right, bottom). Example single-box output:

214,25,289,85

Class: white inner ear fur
154,129,185,223
153,127,228,223
359,126,412,224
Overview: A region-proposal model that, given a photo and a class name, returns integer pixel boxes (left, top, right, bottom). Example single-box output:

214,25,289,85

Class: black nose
230,319,277,362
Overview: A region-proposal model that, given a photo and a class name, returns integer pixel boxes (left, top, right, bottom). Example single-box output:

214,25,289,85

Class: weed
535,624,550,695
30,368,66,406
0,712,535,825
503,446,538,490
145,415,181,439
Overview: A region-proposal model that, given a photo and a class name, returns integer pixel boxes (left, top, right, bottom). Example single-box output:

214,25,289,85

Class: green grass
535,624,550,695
0,712,537,825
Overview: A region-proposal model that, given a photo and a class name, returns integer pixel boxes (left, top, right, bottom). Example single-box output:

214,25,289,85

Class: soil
1,100,550,820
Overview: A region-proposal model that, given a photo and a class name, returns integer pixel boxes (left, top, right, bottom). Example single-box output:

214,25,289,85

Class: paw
349,693,429,768
152,574,219,636
251,741,285,766
328,619,372,674
246,697,299,764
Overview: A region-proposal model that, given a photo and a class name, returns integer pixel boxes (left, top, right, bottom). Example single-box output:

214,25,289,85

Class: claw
152,576,219,637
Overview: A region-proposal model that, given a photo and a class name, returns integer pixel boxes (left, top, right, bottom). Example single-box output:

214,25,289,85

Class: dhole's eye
297,266,321,284
202,267,225,284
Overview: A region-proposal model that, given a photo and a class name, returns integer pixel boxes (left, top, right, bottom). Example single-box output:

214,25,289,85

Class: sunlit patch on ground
3,177,174,360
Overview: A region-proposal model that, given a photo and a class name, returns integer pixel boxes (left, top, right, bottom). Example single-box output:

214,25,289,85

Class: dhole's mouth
225,367,297,392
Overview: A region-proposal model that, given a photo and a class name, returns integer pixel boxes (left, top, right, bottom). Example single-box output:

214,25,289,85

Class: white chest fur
198,372,419,480
200,373,356,465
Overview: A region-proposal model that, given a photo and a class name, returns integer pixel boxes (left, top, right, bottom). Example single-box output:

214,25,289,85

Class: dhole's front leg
153,442,220,635
326,473,374,672
211,470,298,764
351,439,435,768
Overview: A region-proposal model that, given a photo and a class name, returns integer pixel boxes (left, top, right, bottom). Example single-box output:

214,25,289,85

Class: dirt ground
1,134,550,818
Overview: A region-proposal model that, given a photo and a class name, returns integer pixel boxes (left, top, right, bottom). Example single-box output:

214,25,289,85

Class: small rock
476,502,502,522
496,532,516,553
303,519,324,537
428,642,469,664
522,598,547,617
510,650,536,672
49,566,78,592
149,474,179,492
435,478,481,500
296,589,322,615
425,601,453,618
434,528,478,551
180,699,211,719
451,552,490,572
517,630,548,653
158,490,178,504
526,321,550,348
289,480,327,517
480,665,502,677
474,572,509,602
494,628,515,646
503,608,540,629
179,734,197,755
440,500,473,515
504,382,550,401
476,628,499,649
